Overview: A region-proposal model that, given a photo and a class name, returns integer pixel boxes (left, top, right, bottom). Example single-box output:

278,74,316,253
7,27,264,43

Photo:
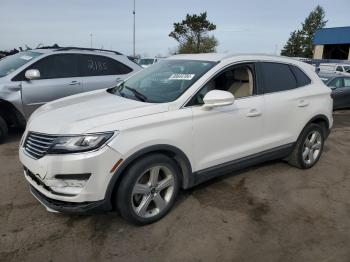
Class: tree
301,5,327,57
281,30,304,57
169,12,218,54
281,5,327,58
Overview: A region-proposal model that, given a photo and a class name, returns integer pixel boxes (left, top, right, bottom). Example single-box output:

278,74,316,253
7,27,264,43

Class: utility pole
90,33,93,48
133,0,136,57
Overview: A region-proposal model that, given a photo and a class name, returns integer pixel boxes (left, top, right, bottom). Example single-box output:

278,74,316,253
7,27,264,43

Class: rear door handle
69,81,81,86
298,99,309,107
247,108,261,117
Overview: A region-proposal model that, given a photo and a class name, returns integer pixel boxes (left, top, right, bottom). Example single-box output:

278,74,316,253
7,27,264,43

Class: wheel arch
105,144,193,206
298,114,330,142
0,99,26,128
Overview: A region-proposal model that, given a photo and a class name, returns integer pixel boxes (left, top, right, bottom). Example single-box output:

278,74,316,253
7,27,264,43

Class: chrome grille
24,132,58,159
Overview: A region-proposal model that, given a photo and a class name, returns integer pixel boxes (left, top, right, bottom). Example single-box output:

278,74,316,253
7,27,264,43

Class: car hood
27,90,169,134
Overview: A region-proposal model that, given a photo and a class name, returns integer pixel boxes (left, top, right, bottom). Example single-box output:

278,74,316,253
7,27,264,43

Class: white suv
19,54,333,224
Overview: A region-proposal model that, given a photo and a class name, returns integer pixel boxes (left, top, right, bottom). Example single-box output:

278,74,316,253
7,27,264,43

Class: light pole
90,33,93,48
133,0,136,57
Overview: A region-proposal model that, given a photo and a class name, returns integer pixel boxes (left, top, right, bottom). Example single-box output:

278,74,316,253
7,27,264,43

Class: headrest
234,68,249,81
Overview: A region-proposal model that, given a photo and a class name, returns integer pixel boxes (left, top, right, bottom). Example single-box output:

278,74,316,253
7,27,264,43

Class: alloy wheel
131,166,175,218
302,130,322,165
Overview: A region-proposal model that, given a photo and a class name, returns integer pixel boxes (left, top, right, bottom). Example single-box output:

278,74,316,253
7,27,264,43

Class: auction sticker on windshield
169,74,195,80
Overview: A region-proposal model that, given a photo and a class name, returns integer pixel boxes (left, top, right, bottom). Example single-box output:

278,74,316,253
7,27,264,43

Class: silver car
0,47,141,142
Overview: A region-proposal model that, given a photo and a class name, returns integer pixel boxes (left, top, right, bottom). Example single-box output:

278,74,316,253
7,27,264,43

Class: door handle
298,99,309,107
247,108,261,117
69,81,81,86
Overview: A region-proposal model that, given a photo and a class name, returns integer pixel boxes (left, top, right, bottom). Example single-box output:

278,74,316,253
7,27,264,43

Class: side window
329,78,344,88
187,64,255,106
80,55,132,76
259,62,297,94
290,65,311,87
344,78,350,87
336,66,343,72
13,54,79,80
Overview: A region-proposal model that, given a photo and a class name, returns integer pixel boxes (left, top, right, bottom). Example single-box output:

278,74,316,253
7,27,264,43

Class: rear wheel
116,154,180,225
288,123,324,169
0,116,8,143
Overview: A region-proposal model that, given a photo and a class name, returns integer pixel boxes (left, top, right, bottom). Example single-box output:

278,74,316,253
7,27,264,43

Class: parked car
318,72,338,83
319,63,350,75
325,76,350,109
19,54,333,225
0,47,142,142
138,57,164,68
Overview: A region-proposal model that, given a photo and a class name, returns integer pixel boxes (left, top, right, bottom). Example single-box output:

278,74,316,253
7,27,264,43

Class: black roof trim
54,47,123,55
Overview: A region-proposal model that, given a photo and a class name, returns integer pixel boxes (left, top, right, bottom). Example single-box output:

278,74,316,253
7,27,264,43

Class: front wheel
288,123,325,169
116,154,181,225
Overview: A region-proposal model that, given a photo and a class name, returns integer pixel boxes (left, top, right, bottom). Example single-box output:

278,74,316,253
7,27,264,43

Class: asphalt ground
1,110,350,262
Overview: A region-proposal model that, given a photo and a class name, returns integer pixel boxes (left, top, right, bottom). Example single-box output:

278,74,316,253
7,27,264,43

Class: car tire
288,123,325,169
0,116,8,144
116,154,181,225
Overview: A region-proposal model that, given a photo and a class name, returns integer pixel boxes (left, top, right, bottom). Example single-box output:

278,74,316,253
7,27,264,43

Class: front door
189,63,265,172
20,54,83,117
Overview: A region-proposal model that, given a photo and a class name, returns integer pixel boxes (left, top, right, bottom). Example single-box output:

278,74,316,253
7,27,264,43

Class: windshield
344,66,350,73
0,51,42,77
139,59,155,66
111,59,216,103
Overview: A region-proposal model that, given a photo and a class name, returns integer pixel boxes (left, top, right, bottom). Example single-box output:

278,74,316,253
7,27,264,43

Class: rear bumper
30,185,111,214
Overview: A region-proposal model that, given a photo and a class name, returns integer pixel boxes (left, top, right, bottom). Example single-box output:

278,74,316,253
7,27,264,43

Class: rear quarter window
290,65,311,87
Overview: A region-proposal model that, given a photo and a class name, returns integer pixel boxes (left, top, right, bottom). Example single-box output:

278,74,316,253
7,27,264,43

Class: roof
168,53,309,64
168,53,232,62
313,26,350,45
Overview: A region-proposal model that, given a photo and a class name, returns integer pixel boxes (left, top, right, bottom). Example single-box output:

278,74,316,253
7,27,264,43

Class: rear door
332,77,350,108
257,62,312,148
79,54,134,92
20,54,83,117
328,77,344,109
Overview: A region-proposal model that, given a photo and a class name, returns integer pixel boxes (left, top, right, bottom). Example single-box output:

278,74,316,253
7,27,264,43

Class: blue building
313,26,350,60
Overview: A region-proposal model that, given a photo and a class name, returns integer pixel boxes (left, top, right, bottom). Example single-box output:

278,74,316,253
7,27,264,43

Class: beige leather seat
227,68,253,98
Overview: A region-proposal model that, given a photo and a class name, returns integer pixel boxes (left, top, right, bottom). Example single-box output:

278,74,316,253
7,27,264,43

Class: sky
1,0,349,57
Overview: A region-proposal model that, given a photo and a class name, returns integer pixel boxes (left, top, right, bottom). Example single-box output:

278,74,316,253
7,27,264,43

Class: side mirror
25,69,40,80
202,90,235,109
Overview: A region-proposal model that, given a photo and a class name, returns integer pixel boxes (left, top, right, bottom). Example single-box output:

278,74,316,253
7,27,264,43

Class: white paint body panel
19,54,333,204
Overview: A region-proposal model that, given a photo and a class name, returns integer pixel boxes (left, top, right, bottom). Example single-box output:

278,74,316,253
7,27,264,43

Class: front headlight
47,132,115,154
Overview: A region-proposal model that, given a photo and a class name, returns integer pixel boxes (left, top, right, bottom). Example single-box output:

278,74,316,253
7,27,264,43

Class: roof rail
54,47,123,55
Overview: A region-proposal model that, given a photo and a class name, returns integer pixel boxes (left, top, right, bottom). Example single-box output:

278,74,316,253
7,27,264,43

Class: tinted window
259,62,297,93
290,65,311,87
13,54,79,80
80,55,132,76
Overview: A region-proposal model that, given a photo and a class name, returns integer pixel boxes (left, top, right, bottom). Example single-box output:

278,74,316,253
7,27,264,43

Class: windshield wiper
122,86,148,102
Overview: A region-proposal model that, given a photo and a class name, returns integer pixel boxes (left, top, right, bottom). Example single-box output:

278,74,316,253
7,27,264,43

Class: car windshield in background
115,59,216,103
139,59,155,66
0,51,42,77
